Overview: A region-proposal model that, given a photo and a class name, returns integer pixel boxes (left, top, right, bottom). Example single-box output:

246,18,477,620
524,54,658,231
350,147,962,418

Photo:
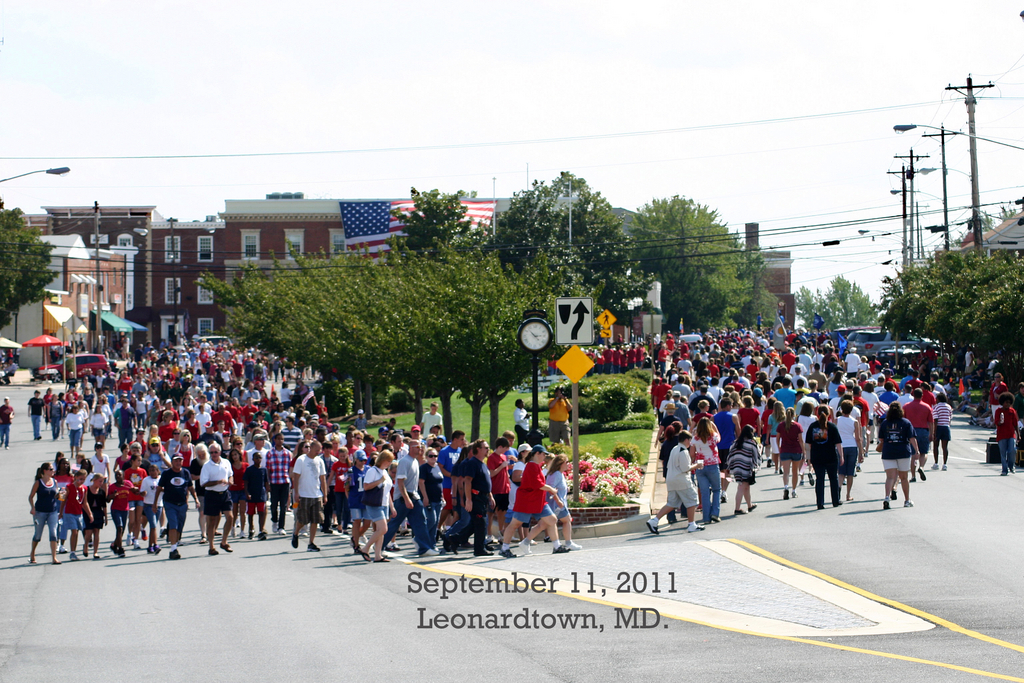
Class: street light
0,167,71,184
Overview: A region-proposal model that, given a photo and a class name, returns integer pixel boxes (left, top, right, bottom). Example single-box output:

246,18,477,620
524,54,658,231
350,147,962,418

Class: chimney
745,222,759,249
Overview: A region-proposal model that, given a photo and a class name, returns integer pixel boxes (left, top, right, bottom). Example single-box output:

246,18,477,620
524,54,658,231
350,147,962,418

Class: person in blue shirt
435,431,466,535
878,381,900,406
774,376,797,409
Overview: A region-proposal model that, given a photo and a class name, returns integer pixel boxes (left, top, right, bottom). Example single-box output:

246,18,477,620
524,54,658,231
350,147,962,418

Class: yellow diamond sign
556,344,594,384
596,309,617,328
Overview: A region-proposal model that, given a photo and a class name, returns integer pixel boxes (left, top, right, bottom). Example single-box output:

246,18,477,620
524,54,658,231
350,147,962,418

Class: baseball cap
354,450,368,461
531,444,548,454
410,425,422,432
378,426,388,434
171,453,184,461
517,443,531,454
357,409,364,414
149,437,161,445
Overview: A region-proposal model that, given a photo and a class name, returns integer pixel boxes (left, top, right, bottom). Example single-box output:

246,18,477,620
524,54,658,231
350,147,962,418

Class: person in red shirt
228,448,249,537
59,469,92,560
902,388,934,481
781,348,796,372
486,437,512,540
994,393,1018,475
157,411,179,445
737,396,761,433
107,469,136,557
665,334,675,352
990,373,1008,410
123,453,148,550
210,406,234,435
497,446,565,558
920,383,936,407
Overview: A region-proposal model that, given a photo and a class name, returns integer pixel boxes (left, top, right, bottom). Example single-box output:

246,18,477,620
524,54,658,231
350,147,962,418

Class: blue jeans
424,501,441,542
0,423,9,447
118,427,131,449
31,415,42,439
695,466,721,523
69,428,82,449
384,497,434,554
998,438,1017,474
333,490,350,529
445,503,471,539
33,510,59,543
51,419,61,440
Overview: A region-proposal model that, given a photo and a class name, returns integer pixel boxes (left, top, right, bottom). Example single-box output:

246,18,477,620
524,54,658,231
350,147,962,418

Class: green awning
91,311,140,333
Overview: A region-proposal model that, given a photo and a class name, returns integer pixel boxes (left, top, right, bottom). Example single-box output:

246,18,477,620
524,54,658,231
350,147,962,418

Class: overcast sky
3,2,1024,301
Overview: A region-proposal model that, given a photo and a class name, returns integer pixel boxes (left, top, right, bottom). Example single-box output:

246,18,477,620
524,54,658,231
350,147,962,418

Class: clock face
519,319,552,352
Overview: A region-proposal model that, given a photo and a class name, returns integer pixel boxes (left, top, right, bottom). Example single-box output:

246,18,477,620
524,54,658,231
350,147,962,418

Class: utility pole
891,149,928,266
168,217,179,347
923,125,951,251
93,201,101,354
947,76,993,253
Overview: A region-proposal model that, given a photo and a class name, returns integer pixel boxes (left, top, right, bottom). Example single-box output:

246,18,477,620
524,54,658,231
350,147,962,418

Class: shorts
555,506,571,521
492,493,509,512
128,500,141,510
69,429,82,448
667,487,699,510
92,428,105,439
246,502,266,515
935,425,951,442
143,503,160,529
509,510,536,524
62,514,85,532
295,496,324,527
229,489,246,504
164,502,187,532
203,490,232,515
779,452,802,462
111,509,128,528
442,488,453,511
882,457,912,472
838,447,859,477
85,512,105,530
914,428,931,450
349,507,364,520
363,504,388,522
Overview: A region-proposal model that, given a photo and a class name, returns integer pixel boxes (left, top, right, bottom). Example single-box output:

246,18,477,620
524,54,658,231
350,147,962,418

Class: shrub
548,443,571,455
386,389,411,413
630,395,651,413
625,368,652,383
318,379,353,418
567,494,628,508
611,441,644,464
580,440,603,458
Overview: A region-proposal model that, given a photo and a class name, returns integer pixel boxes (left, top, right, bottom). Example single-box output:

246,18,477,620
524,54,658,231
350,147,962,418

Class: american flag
340,199,496,253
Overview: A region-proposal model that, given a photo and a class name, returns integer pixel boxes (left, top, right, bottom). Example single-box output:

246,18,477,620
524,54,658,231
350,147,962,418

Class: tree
394,188,479,252
630,195,764,329
495,173,648,312
795,276,877,330
0,208,54,329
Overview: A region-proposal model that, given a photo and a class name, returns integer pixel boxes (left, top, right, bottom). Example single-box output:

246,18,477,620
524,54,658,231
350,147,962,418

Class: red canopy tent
21,334,68,347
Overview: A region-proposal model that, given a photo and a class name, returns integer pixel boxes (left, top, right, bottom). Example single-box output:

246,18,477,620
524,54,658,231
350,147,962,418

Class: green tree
393,188,479,252
795,276,877,329
495,173,647,312
630,195,759,329
0,208,54,329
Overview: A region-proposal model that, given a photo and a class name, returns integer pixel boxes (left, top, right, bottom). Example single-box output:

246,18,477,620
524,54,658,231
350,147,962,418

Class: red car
33,354,114,381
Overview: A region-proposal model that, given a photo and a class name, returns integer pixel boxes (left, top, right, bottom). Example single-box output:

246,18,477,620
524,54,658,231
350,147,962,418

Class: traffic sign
599,328,612,338
596,309,617,328
556,344,594,384
555,297,594,345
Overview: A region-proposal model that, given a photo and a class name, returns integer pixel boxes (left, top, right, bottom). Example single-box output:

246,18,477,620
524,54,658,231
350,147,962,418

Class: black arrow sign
571,301,589,339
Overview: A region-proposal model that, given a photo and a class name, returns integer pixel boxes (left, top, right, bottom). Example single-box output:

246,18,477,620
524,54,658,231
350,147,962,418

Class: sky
3,2,1024,302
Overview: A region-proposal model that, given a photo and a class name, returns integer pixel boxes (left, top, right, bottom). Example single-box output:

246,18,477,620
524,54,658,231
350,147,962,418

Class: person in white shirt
279,383,292,406
199,443,234,555
139,464,162,553
245,431,270,466
90,443,112,482
421,402,443,433
797,348,813,370
195,405,212,435
290,440,327,551
845,348,861,374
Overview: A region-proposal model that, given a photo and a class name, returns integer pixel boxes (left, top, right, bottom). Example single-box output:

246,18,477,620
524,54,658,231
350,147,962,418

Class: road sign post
555,297,594,346
555,345,594,503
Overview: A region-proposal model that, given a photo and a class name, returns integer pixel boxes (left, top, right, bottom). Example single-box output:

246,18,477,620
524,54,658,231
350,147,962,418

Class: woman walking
805,404,844,509
29,462,62,565
932,393,953,470
65,404,85,460
692,417,722,524
878,402,918,509
359,450,396,562
728,425,760,515
835,400,862,501
776,407,804,500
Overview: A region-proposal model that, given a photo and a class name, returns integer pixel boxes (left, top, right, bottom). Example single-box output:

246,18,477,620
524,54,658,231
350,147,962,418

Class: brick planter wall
570,504,640,526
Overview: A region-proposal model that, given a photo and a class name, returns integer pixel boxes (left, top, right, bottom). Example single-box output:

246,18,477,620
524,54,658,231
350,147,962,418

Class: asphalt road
1,382,1023,683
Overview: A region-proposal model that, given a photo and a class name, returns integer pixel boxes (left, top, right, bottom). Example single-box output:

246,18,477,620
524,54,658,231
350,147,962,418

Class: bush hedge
550,374,651,424
611,441,644,464
319,379,353,418
567,494,628,508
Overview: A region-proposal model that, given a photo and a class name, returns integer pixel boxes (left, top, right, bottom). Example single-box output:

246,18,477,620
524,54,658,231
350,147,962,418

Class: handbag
361,467,385,506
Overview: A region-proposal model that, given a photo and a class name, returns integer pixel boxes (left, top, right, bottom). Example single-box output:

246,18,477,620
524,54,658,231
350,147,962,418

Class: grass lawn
351,390,653,465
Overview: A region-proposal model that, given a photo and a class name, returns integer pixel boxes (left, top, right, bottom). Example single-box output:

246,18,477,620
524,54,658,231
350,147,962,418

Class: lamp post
0,167,70,184
167,218,179,346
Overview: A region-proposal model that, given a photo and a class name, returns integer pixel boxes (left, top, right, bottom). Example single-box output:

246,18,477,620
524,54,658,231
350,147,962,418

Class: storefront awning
90,310,143,333
42,304,74,335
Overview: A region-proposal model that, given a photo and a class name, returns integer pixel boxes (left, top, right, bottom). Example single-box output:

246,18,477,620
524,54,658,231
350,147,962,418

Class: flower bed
574,455,644,497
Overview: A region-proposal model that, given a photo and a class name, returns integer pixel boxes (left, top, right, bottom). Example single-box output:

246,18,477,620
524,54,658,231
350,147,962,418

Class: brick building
745,222,795,329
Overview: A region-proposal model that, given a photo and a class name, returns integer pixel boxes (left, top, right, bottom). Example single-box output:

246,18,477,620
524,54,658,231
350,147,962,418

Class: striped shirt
932,403,953,427
280,427,303,452
265,448,293,485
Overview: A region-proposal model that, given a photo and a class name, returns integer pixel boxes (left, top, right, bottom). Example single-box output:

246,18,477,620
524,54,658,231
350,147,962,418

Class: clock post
516,304,552,446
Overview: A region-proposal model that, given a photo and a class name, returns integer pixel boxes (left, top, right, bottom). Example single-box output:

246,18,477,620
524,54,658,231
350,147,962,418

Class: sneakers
883,499,890,510
151,545,161,555
855,465,862,473
553,545,571,554
248,529,254,540
307,543,320,552
257,531,267,541
57,545,68,554
791,490,798,499
141,530,147,541
783,488,789,500
566,541,583,551
518,540,533,555
291,535,299,549
169,549,181,560
69,552,78,561
720,492,728,504
931,463,940,470
687,524,705,533
419,548,440,557
277,527,288,536
889,489,897,501
918,468,926,481
646,517,660,535
271,524,279,534
909,477,917,483
132,540,141,550
904,500,914,508
710,515,721,523
498,548,516,559
942,464,947,471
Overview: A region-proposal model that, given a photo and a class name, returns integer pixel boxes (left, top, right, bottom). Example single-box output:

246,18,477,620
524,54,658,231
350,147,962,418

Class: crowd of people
642,326,1014,534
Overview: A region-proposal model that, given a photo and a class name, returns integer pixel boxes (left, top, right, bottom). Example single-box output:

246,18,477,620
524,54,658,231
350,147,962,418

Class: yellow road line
728,538,1024,655
402,557,1024,682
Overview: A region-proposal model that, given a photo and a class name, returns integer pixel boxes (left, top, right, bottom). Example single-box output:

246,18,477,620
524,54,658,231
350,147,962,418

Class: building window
198,318,214,336
242,232,259,260
198,235,214,262
78,293,89,318
197,286,214,305
164,236,181,263
164,278,181,304
330,230,346,255
284,230,304,259
117,235,133,248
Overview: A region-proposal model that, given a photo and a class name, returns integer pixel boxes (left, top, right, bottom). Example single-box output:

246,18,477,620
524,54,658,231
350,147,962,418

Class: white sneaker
645,517,659,535
277,528,287,535
566,541,583,551
527,539,537,545
720,492,728,504
931,464,940,470
791,490,798,498
942,465,947,471
132,540,140,550
518,540,534,555
904,500,914,508
419,548,440,556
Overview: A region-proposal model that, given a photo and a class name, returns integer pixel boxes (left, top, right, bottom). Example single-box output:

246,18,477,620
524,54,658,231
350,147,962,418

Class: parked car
194,335,232,346
845,329,925,355
875,344,925,369
32,354,114,381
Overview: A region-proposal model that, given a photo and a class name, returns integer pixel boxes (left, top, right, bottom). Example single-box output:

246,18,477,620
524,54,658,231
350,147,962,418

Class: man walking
0,397,13,449
265,432,292,534
382,439,437,556
200,443,234,555
28,391,45,441
156,453,199,560
451,439,494,556
290,440,327,552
